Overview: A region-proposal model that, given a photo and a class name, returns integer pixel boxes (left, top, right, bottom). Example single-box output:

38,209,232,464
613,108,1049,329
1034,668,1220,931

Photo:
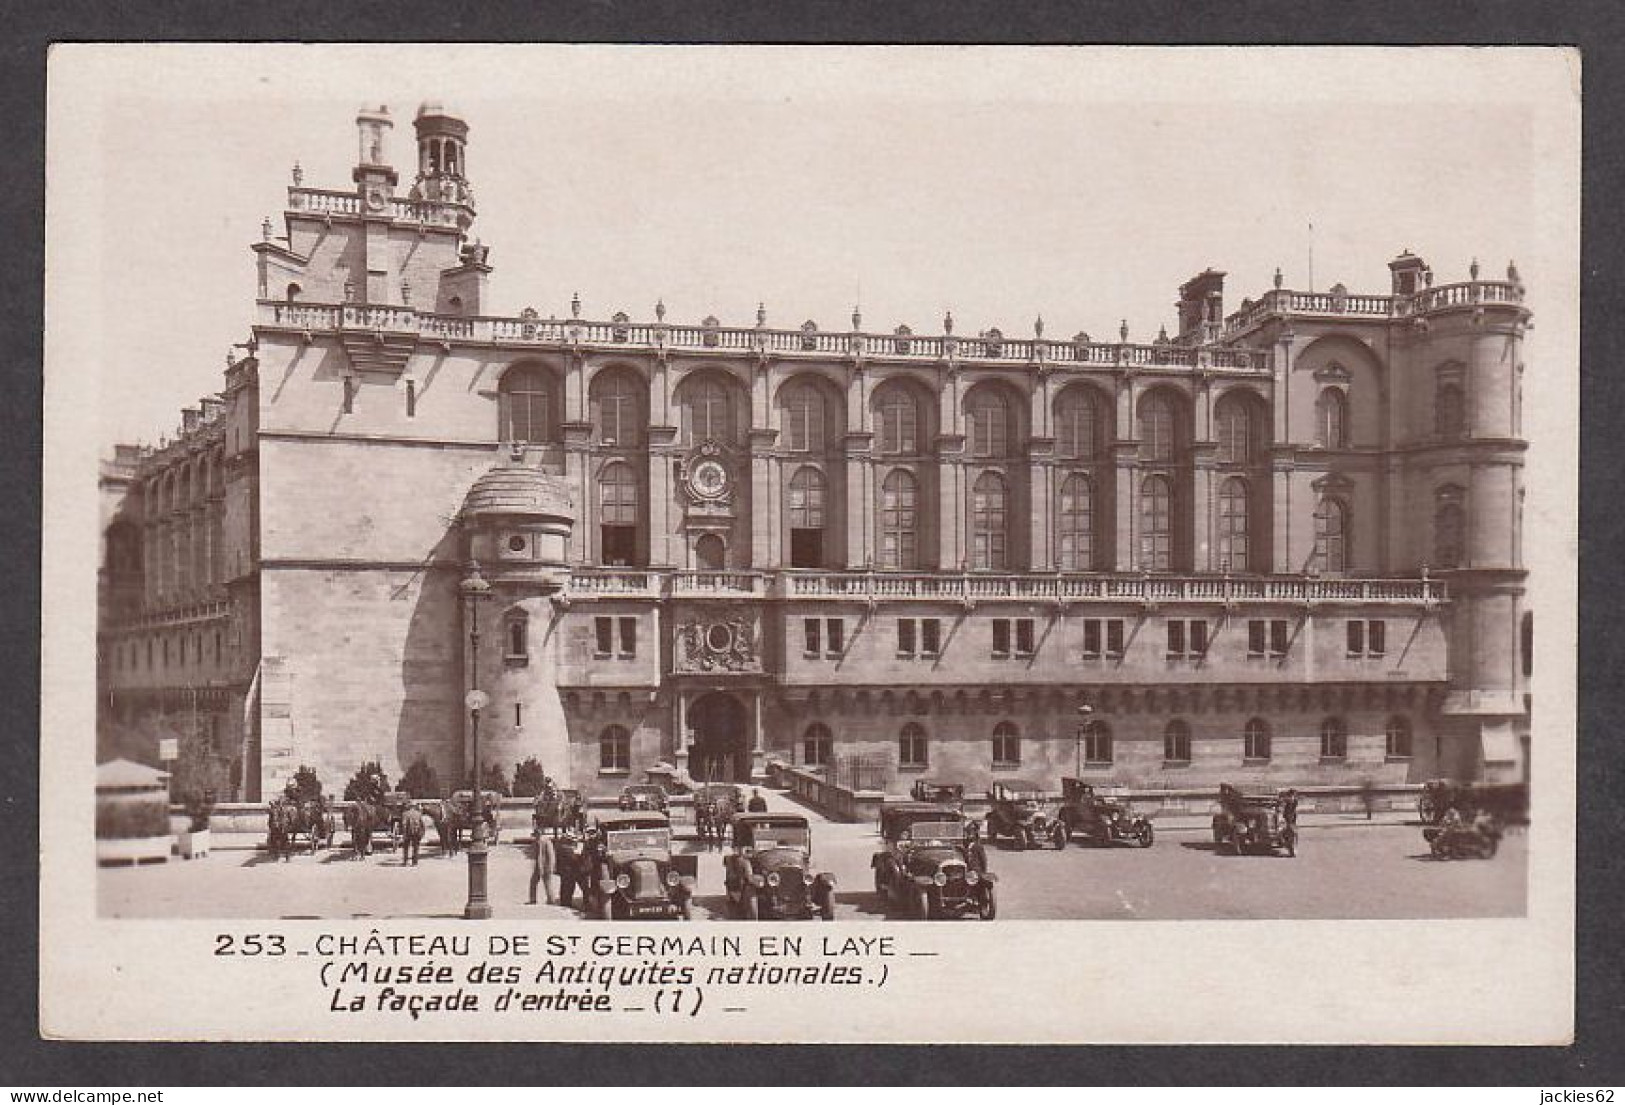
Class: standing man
528,827,556,905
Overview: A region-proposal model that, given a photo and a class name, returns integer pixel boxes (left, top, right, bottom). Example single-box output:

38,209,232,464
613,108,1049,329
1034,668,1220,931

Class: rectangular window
899,730,929,769
618,616,637,658
1167,619,1207,659
1347,618,1387,657
1105,619,1125,658
825,618,844,656
600,730,631,772
897,618,917,657
803,618,821,657
1269,619,1289,657
406,379,417,418
1250,619,1289,658
1015,618,1036,658
921,618,941,658
594,617,613,657
992,732,1021,767
1346,620,1363,655
991,618,1011,657
1082,619,1102,658
1166,619,1184,657
1191,620,1209,655
803,733,832,767
1248,619,1267,656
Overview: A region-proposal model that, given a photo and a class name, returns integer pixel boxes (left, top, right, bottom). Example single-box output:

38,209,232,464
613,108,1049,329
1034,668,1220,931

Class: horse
428,799,471,855
344,799,382,859
266,799,297,861
398,804,426,866
291,798,335,854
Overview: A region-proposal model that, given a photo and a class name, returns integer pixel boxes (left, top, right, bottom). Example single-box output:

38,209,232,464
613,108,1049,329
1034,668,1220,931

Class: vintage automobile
1211,784,1299,857
872,804,995,920
908,780,966,810
618,783,670,814
723,813,837,920
1418,779,1530,826
448,788,504,845
1423,811,1502,860
582,811,698,920
1057,778,1154,848
983,780,1066,850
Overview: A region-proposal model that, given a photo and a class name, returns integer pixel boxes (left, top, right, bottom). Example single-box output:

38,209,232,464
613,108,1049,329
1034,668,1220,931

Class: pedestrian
528,828,556,905
747,787,767,813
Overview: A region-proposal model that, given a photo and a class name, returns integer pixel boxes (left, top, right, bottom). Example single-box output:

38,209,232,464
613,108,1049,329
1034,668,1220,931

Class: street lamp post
461,561,493,921
1075,703,1094,777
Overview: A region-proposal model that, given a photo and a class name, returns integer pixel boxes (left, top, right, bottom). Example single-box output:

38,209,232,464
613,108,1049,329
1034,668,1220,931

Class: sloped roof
462,464,575,520
96,758,170,790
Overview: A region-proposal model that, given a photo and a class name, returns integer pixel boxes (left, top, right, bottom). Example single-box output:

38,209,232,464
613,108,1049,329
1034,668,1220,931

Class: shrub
511,758,547,798
400,756,442,799
343,761,392,804
172,736,230,831
479,762,511,798
284,765,324,804
96,798,170,839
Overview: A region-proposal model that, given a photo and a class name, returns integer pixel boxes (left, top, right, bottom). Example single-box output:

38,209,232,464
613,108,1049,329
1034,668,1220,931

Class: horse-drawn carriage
533,786,585,838
431,789,504,854
1211,784,1299,857
694,783,743,846
1418,779,1529,827
265,796,336,860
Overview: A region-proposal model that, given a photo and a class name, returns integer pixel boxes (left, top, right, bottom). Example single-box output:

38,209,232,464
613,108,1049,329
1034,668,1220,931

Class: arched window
1141,475,1173,572
599,725,631,772
879,469,919,570
965,388,1013,459
1081,719,1113,765
1056,473,1095,571
788,466,828,568
1214,393,1264,464
501,366,555,444
1243,717,1271,761
1314,498,1349,574
1385,716,1413,759
992,721,1021,767
504,611,529,659
598,462,639,566
874,384,921,455
899,723,928,769
285,282,302,303
695,534,725,571
782,382,826,454
1435,486,1465,569
1320,717,1347,759
970,471,1008,570
682,375,736,444
1317,388,1348,448
1218,476,1250,573
1139,391,1179,462
802,723,833,768
592,370,643,448
1435,382,1466,439
1055,388,1102,460
1164,719,1192,763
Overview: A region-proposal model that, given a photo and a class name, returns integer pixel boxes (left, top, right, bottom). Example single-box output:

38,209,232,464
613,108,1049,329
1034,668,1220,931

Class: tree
399,756,442,799
479,762,511,797
283,765,323,804
172,731,230,831
343,761,392,804
511,757,547,798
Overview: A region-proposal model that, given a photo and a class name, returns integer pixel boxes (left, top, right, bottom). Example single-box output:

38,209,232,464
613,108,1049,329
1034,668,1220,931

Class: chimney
1388,251,1431,296
180,408,200,434
1177,269,1226,342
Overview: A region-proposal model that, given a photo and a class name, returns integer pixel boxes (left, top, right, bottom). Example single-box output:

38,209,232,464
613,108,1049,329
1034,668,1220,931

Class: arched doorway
688,691,751,783
695,533,726,570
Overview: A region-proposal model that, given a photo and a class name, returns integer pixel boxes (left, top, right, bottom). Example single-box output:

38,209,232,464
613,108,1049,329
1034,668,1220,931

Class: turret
410,101,474,221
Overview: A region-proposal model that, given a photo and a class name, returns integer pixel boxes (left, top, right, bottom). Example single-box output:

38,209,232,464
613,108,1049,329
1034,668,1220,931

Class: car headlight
766,872,781,888
933,871,948,887
665,869,680,887
965,869,980,885
615,873,631,889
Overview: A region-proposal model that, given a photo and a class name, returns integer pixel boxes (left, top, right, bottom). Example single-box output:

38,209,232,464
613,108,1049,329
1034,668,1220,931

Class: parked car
618,783,670,813
1423,810,1502,860
723,813,836,920
1418,779,1529,826
983,780,1065,850
872,803,995,920
908,780,965,810
1057,778,1154,848
582,811,697,920
1211,784,1299,857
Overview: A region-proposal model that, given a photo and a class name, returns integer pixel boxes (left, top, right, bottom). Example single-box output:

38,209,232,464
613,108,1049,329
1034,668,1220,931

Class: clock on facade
689,458,730,500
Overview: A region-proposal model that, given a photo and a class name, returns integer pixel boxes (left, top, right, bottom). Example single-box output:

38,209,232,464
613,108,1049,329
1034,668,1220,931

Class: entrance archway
688,691,751,783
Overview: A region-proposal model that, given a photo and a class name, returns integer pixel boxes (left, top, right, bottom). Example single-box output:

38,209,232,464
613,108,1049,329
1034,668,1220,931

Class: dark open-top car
1058,778,1154,848
872,803,994,920
908,780,966,809
724,813,836,920
983,780,1065,850
618,783,670,813
583,811,697,920
1211,784,1299,857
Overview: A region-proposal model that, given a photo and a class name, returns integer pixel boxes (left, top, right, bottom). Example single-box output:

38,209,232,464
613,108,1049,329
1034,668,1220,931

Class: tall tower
410,101,475,227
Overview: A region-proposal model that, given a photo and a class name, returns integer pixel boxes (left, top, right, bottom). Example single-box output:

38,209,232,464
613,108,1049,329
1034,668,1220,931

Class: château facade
96,103,1533,802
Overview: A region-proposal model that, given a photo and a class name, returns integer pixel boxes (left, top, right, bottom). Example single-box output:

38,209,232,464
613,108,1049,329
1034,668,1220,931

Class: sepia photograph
41,43,1579,1043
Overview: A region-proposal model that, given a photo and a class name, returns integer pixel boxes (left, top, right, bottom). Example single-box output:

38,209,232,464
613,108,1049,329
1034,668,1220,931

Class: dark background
2,0,1619,1085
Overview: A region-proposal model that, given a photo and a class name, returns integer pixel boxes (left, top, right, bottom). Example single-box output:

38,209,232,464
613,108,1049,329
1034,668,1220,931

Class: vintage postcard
40,44,1579,1043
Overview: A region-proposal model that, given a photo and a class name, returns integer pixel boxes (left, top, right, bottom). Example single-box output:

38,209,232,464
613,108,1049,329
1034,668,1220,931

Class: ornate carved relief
672,608,761,674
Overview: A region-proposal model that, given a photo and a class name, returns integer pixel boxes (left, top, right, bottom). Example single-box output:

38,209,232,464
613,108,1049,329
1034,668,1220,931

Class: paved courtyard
100,791,1526,922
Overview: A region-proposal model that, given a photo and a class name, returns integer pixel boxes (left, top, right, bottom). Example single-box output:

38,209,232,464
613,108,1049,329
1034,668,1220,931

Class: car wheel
1052,824,1068,850
1481,835,1499,860
1137,823,1155,848
913,888,932,921
819,891,836,922
978,884,997,921
873,866,887,895
679,897,692,921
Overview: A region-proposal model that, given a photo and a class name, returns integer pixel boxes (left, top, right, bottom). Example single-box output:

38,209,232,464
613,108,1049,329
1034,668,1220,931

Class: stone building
96,103,1533,802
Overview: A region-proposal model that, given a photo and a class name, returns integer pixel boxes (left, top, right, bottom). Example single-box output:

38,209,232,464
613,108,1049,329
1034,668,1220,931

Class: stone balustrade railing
1223,280,1525,338
564,569,1445,605
284,187,468,228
